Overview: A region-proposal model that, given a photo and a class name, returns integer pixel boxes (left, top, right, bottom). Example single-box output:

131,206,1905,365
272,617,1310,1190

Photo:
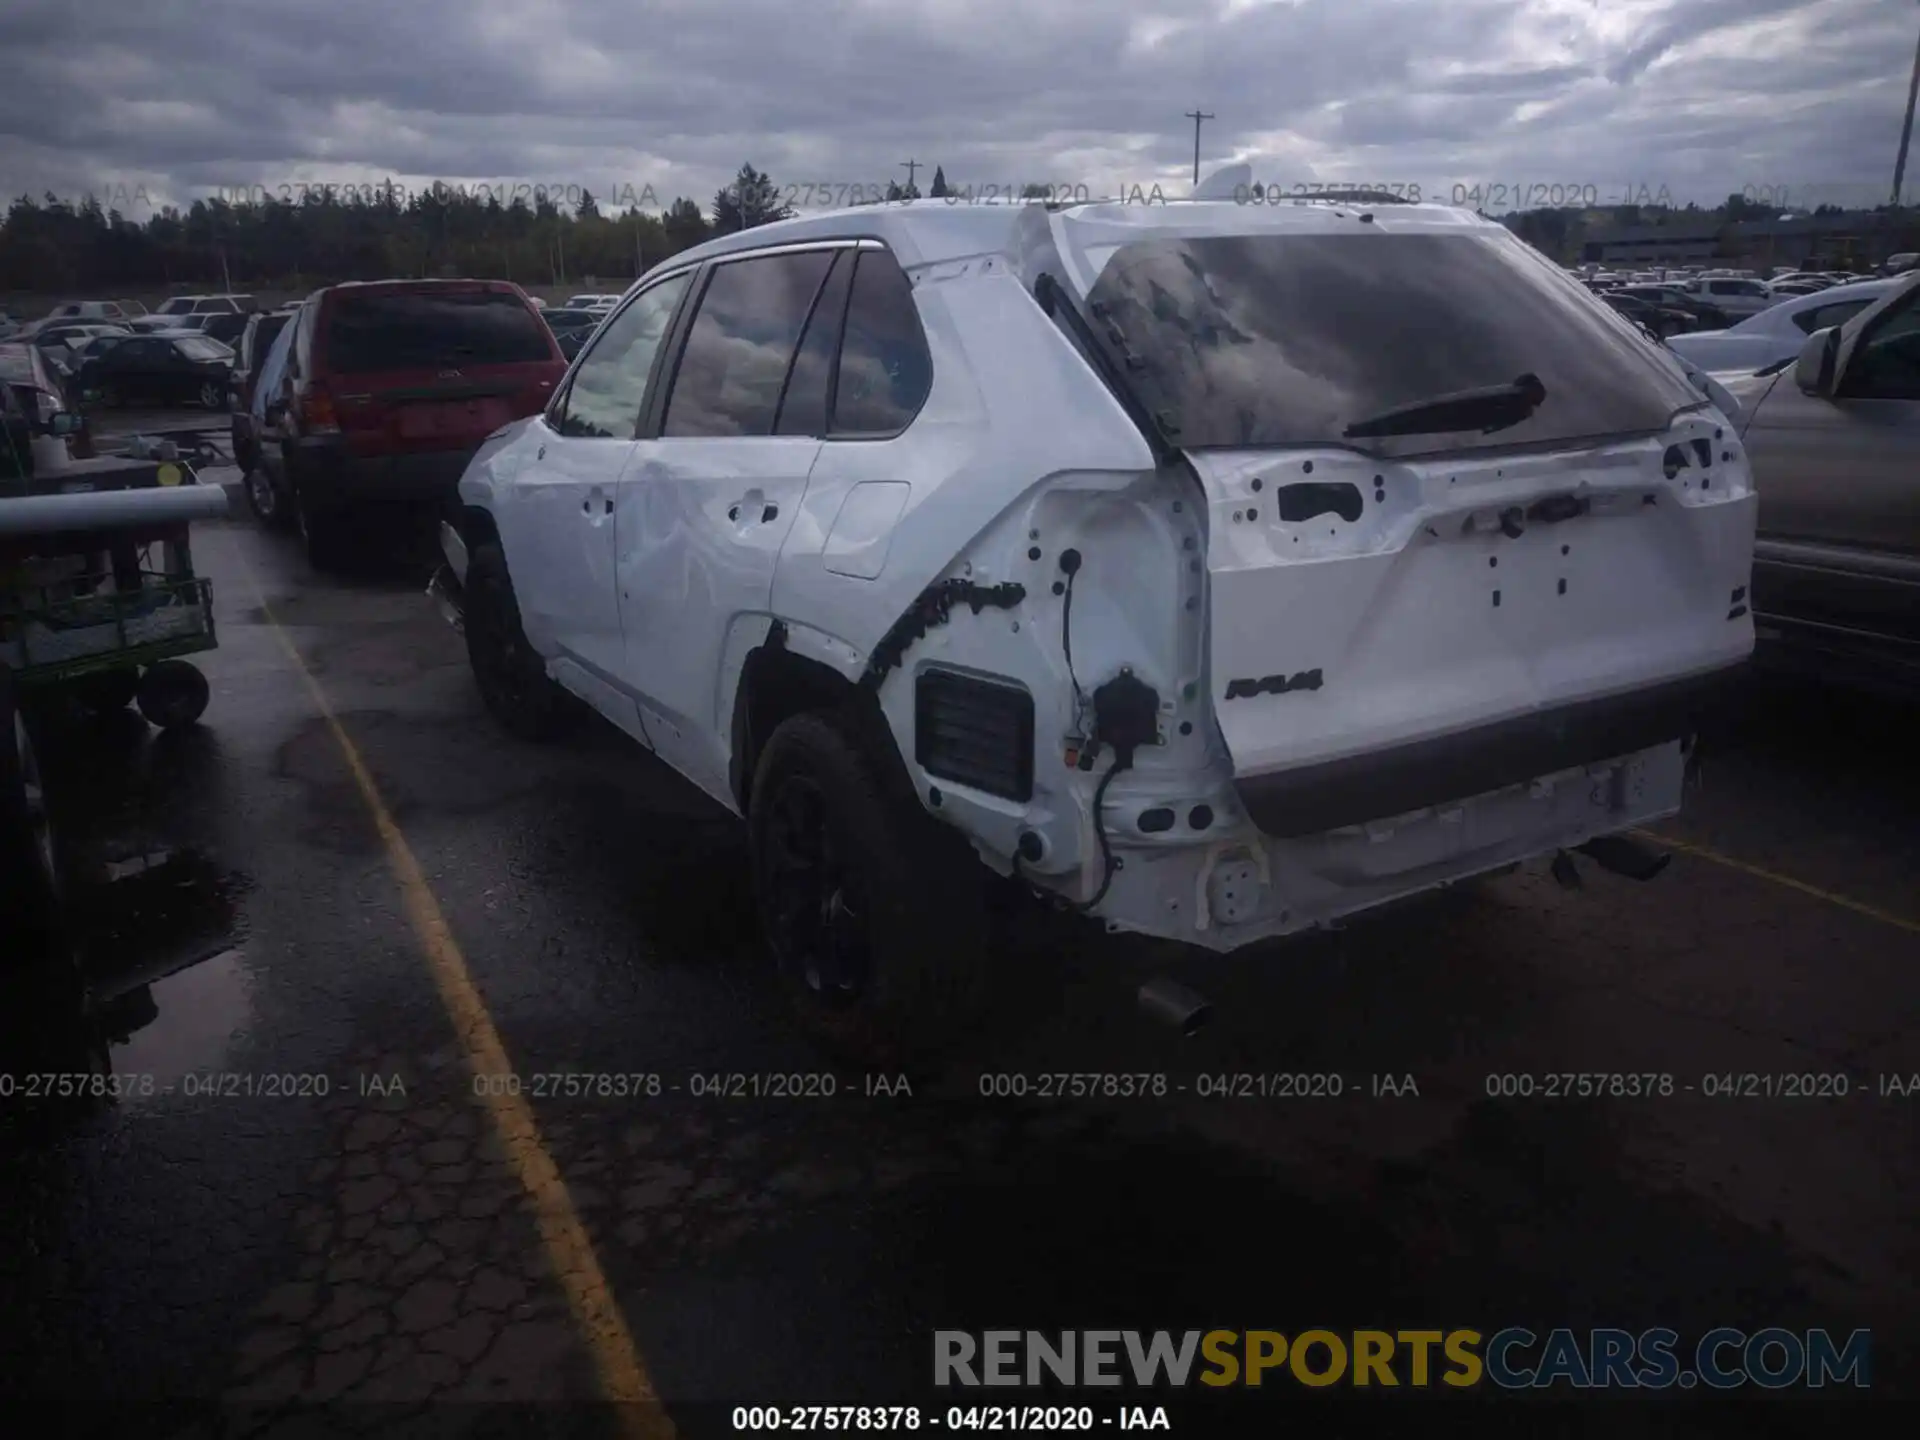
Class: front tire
246,466,293,530
199,379,227,410
748,711,990,1065
464,542,575,741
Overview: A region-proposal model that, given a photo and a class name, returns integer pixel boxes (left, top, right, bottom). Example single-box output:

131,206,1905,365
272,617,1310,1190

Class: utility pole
1184,110,1215,187
1896,0,1920,206
900,159,920,192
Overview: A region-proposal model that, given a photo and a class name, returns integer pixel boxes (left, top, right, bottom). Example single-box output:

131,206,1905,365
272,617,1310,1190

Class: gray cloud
0,0,1910,218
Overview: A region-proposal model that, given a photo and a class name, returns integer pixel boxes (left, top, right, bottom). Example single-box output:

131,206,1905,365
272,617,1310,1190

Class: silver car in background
1667,280,1897,376
1719,274,1920,694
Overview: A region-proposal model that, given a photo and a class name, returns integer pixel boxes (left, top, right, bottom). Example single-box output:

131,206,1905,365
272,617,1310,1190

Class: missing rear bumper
1233,665,1742,838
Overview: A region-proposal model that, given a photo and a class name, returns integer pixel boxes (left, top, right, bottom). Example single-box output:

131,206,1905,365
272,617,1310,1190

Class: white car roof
647,196,1508,288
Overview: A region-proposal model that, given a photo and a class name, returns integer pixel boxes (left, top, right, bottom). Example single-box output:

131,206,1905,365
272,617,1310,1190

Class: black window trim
824,245,934,442
771,250,853,436
644,238,876,441
544,268,696,437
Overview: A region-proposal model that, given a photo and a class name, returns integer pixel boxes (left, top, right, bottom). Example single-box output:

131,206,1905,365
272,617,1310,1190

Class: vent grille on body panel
914,668,1035,802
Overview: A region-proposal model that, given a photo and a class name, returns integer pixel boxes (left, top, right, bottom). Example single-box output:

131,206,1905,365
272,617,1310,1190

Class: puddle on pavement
0,845,253,1139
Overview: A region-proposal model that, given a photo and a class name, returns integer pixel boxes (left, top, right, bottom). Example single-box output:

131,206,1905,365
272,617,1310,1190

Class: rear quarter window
322,290,553,374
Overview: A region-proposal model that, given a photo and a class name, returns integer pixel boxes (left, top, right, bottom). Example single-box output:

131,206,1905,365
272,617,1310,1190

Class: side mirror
41,411,83,436
1793,327,1840,396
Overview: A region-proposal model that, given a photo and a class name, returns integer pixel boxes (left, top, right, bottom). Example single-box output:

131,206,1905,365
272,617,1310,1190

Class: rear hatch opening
1037,208,1756,834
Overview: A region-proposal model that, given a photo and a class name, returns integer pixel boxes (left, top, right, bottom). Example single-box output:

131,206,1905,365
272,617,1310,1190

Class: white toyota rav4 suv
434,189,1757,1058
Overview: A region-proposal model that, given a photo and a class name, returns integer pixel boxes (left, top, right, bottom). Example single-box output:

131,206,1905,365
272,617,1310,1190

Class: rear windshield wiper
1343,373,1547,440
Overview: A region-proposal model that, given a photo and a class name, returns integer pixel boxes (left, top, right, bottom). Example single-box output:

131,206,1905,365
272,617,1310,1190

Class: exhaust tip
1139,977,1214,1037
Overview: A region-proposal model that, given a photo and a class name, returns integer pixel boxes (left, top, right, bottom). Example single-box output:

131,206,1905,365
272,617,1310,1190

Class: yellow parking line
238,552,671,1436
1635,829,1920,937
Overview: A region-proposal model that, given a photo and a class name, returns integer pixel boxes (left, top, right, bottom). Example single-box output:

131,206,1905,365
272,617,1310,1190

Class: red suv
277,280,565,567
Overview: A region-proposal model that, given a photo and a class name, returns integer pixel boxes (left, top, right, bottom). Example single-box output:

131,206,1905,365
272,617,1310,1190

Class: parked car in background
155,311,249,347
229,310,293,471
434,195,1756,1057
562,293,622,310
1683,275,1776,319
71,334,131,365
1718,274,1920,694
153,293,257,318
242,313,301,527
0,341,76,435
1666,280,1896,375
277,279,565,566
1601,291,1697,338
542,306,602,334
77,333,234,409
541,306,602,360
29,323,131,358
1881,253,1919,276
39,300,135,324
1612,284,1731,329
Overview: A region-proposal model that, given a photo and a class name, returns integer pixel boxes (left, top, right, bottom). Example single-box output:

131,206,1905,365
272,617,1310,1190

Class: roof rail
1265,186,1420,206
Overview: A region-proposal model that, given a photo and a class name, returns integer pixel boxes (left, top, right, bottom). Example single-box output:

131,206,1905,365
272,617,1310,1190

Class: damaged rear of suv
440,192,1756,1060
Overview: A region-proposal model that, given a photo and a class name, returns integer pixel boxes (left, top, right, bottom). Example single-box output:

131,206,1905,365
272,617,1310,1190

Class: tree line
11,160,1899,296
0,162,997,296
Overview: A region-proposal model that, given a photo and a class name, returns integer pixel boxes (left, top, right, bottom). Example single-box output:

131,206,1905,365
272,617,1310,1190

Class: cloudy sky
2,0,1914,220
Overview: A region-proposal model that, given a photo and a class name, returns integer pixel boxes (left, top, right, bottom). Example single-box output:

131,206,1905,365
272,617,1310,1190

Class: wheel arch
727,618,909,817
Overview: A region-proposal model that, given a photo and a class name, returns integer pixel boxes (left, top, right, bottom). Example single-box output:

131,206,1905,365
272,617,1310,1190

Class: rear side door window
829,249,932,436
661,251,835,437
552,273,692,438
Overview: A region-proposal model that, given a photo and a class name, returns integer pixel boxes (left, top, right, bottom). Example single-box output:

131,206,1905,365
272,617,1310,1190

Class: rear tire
464,542,576,742
748,711,990,1066
0,664,63,965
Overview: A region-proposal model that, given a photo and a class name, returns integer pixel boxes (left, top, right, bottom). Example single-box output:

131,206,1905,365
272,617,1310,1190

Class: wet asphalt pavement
2,439,1918,1437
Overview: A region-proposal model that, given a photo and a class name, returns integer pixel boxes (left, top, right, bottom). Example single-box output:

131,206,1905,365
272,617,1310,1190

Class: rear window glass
1082,231,1699,457
323,290,552,373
